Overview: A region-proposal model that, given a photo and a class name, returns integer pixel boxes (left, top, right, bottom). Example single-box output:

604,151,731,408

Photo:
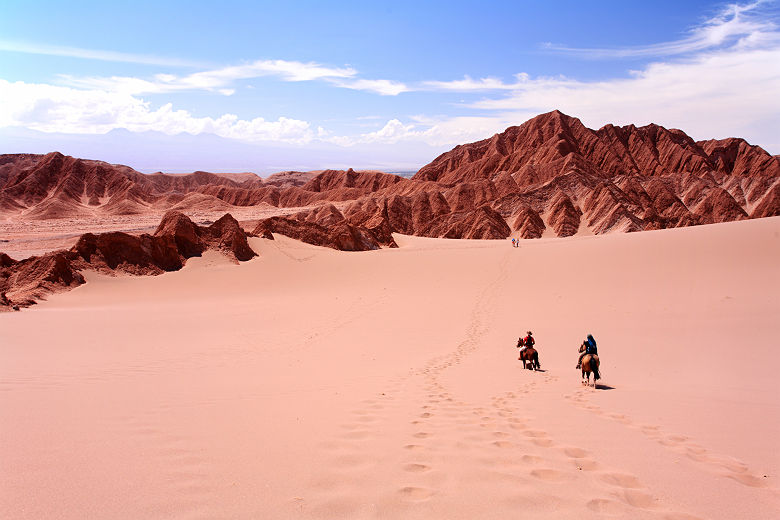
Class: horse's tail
533,351,540,369
592,358,601,380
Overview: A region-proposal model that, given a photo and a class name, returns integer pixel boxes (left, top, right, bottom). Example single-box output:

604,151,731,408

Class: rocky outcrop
750,182,780,219
0,212,256,309
0,251,85,306
72,232,183,274
425,205,511,239
252,216,392,251
547,193,581,237
511,207,546,239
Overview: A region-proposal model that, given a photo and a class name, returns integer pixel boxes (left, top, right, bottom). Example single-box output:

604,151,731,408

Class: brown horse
518,347,540,370
578,344,600,386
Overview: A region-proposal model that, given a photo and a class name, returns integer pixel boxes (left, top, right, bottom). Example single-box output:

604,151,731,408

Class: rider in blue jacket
576,334,597,368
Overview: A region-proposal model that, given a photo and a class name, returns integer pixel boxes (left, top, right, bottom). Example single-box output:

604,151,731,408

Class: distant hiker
576,334,597,368
512,238,516,247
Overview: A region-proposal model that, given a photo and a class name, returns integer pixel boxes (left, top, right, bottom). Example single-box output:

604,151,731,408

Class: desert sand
1,216,779,519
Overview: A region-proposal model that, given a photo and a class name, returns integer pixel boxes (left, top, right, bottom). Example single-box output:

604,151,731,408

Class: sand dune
1,217,778,519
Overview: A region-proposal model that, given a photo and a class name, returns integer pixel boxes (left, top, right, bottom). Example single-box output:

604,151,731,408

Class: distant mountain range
3,110,779,309
1,110,778,240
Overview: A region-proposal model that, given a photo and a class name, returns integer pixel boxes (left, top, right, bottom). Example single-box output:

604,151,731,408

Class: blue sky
1,1,778,173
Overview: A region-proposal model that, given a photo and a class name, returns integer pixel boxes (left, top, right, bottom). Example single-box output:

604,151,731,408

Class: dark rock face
0,251,85,306
201,213,257,262
154,210,204,258
252,215,393,251
1,212,257,309
512,207,546,239
72,232,183,274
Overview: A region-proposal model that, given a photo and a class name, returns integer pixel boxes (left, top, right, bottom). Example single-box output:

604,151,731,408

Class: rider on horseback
576,334,597,368
517,331,534,358
518,331,534,353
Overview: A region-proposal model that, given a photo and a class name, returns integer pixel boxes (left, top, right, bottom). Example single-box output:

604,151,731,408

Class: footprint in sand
398,486,435,501
491,440,514,448
725,472,768,488
561,446,590,459
572,458,600,471
586,498,630,515
530,468,567,482
598,472,645,489
616,489,658,508
520,455,544,465
402,463,432,473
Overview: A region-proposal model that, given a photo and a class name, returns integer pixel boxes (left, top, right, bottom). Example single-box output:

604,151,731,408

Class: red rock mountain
1,111,778,250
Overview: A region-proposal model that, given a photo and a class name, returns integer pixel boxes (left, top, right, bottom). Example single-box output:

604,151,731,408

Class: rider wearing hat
517,331,534,355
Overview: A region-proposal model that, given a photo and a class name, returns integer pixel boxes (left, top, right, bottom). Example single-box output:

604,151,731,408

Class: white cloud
422,75,524,91
58,59,358,95
54,58,413,96
0,80,315,144
330,116,513,148
329,78,410,96
543,1,778,58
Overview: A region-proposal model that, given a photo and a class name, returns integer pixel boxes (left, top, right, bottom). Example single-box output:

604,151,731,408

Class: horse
518,346,540,370
578,344,600,386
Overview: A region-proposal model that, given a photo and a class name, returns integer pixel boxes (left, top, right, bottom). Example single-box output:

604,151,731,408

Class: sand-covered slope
1,216,778,519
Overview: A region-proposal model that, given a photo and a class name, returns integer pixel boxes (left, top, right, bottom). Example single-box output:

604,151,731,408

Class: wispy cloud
542,1,778,58
422,75,525,91
58,59,358,95
329,78,409,96
0,39,201,67
56,59,412,96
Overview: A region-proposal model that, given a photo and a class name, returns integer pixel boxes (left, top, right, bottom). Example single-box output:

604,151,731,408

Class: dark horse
578,344,600,386
517,339,540,370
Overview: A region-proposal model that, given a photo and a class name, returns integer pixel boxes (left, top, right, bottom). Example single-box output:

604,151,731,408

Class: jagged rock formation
1,111,778,246
252,215,392,251
0,212,256,308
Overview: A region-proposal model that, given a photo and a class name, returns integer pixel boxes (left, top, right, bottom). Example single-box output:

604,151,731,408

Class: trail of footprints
302,253,709,518
564,388,771,490
308,361,706,518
